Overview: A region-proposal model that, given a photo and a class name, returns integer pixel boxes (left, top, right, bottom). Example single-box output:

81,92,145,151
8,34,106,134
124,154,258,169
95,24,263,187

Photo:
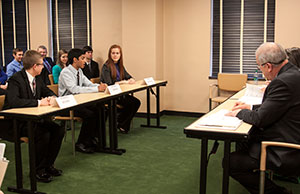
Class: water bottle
253,70,258,85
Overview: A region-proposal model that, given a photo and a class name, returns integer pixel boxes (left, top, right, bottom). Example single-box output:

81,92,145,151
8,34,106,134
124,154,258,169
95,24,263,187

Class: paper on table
196,109,242,130
0,143,5,160
239,83,265,105
0,143,8,188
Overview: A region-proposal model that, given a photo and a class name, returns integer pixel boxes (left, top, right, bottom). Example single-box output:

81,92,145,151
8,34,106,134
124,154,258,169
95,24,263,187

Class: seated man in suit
226,42,300,194
82,46,100,80
3,50,64,183
59,48,107,153
37,45,55,85
6,48,23,79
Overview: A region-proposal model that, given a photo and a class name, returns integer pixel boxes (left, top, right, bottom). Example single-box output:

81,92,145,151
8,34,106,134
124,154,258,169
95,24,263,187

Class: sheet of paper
0,143,5,159
196,109,242,130
239,83,266,105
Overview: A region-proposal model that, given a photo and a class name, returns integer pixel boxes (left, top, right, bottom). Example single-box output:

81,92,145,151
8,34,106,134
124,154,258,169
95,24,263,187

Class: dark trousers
33,120,64,172
1,119,64,172
117,95,140,132
229,150,280,194
0,119,13,141
229,145,300,194
73,104,101,146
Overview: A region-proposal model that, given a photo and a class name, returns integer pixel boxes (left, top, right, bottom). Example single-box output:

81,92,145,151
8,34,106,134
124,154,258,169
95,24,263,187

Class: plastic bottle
253,70,258,85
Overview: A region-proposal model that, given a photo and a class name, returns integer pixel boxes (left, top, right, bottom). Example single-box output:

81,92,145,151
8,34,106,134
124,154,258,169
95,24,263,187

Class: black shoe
75,143,95,153
46,166,62,177
36,170,53,183
91,138,99,150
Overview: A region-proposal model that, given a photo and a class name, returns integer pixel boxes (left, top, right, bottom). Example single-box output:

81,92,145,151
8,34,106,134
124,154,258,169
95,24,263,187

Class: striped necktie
44,59,52,73
32,78,36,96
77,72,80,86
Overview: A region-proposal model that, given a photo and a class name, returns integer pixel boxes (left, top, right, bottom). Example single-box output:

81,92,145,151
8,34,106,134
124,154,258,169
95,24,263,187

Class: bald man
226,42,300,194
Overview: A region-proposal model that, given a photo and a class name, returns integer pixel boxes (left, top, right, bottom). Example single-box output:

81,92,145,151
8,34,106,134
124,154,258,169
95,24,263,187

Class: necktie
32,78,36,96
44,60,52,74
88,62,92,72
77,72,80,86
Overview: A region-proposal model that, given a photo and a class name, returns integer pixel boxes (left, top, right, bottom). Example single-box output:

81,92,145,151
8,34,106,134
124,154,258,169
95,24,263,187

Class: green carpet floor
1,115,299,194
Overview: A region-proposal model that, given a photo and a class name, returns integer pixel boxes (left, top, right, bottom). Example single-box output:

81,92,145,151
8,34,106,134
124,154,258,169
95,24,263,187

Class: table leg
8,120,46,194
8,119,23,191
200,138,208,194
27,121,37,192
97,103,107,151
107,99,125,155
141,87,166,129
222,140,231,194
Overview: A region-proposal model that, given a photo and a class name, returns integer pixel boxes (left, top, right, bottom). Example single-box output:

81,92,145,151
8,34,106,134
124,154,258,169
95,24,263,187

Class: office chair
47,82,82,156
48,74,55,85
259,141,300,194
0,95,28,143
90,77,100,84
209,73,247,110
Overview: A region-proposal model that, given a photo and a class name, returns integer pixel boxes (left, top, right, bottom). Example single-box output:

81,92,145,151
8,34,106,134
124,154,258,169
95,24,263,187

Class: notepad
196,109,242,130
239,83,265,105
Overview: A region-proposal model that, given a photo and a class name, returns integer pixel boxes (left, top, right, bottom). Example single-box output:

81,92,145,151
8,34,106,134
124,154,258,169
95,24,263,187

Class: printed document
239,83,265,105
196,109,242,130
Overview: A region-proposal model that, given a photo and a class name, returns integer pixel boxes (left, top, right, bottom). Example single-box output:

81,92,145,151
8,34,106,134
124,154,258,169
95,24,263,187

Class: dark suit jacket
3,69,56,109
100,63,132,86
36,57,55,85
237,62,300,170
82,60,99,79
0,88,6,95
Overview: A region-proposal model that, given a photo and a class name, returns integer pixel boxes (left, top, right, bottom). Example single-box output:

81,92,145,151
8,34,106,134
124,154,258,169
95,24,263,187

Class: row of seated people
0,45,99,87
0,44,140,183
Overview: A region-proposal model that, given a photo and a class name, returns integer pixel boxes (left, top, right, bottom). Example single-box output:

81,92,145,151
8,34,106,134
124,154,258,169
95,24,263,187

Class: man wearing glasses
226,42,300,194
3,50,64,183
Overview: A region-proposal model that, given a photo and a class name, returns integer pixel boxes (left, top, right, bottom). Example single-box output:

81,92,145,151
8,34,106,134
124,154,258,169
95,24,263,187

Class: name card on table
143,77,155,86
55,95,77,109
105,84,122,95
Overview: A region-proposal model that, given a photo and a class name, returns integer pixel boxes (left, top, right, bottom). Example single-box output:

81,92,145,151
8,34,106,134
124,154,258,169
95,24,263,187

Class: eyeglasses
36,62,44,66
257,63,267,69
257,58,286,69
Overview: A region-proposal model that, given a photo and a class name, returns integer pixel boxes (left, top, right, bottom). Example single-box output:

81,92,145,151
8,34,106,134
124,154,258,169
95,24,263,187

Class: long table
0,80,167,194
184,89,252,194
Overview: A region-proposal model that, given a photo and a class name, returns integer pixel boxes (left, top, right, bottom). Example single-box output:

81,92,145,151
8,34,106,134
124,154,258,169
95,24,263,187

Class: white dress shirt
58,64,99,96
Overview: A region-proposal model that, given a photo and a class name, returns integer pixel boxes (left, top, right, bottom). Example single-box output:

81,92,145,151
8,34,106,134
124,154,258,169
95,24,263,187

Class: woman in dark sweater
100,44,140,133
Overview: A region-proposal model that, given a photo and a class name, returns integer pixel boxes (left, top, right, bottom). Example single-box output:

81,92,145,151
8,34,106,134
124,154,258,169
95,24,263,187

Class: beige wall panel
28,0,49,51
163,0,211,112
156,0,165,110
91,0,122,69
122,0,163,113
275,0,300,48
122,0,156,79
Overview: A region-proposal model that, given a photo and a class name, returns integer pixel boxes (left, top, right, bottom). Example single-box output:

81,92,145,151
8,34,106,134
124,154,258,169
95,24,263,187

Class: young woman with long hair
100,44,140,133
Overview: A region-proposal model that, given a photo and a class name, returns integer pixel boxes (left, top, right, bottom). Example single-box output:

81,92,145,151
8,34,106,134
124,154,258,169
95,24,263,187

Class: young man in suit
37,45,55,85
59,48,107,153
3,50,64,183
226,42,300,194
81,46,100,79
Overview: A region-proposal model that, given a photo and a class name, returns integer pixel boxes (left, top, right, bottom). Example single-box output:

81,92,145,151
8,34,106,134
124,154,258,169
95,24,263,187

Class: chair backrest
90,77,100,84
47,84,58,96
48,74,54,85
0,95,5,111
217,73,248,92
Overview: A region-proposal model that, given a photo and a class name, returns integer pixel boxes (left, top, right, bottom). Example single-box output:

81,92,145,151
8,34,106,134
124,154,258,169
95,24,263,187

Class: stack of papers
196,109,242,130
239,83,265,105
0,143,9,188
